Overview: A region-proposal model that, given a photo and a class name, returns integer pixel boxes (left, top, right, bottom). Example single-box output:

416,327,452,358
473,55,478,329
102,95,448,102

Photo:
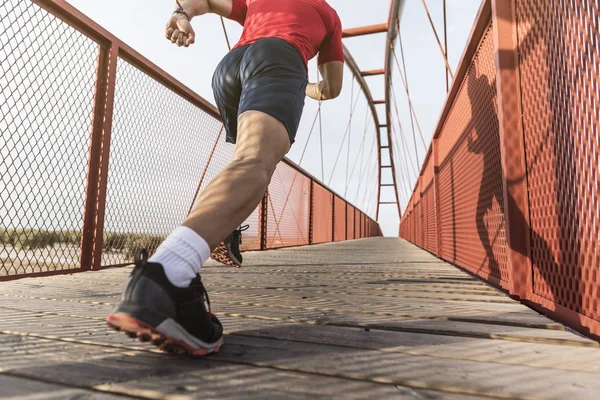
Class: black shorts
211,38,308,145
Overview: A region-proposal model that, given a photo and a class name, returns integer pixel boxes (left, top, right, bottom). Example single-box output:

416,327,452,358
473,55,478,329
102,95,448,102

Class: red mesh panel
409,208,416,243
362,214,367,238
439,24,495,166
422,183,438,255
415,200,423,248
423,152,435,188
517,0,600,317
436,23,508,282
266,163,310,249
347,205,355,240
361,213,366,238
333,196,346,241
312,183,333,244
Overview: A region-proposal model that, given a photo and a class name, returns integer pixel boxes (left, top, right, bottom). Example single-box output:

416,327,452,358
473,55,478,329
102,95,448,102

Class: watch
174,6,191,21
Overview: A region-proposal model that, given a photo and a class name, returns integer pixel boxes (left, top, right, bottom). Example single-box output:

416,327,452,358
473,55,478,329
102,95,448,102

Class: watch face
174,7,190,20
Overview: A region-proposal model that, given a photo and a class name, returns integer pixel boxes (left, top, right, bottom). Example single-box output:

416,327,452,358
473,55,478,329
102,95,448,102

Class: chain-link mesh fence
346,205,355,240
0,0,98,278
101,57,224,265
333,196,346,241
1,0,381,281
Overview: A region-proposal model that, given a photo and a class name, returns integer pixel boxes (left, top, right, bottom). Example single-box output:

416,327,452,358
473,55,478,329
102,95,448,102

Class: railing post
491,0,532,299
331,194,336,242
432,138,443,258
260,192,269,250
80,41,118,271
419,175,425,248
345,203,349,240
309,179,314,245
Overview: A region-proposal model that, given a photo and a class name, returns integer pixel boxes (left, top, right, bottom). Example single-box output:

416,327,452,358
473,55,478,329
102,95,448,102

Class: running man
106,0,344,356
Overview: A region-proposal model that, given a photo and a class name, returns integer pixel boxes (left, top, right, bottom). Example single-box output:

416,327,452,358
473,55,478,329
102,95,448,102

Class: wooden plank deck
1,238,600,399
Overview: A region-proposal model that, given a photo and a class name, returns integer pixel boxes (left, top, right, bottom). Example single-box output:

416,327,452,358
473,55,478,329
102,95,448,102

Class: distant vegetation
103,232,164,259
0,228,82,250
0,228,164,259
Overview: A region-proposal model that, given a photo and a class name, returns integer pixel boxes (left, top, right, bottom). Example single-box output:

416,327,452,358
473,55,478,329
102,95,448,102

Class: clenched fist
165,13,196,47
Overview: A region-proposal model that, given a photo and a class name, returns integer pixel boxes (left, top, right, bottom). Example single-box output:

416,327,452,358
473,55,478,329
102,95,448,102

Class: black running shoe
106,248,223,356
211,224,249,268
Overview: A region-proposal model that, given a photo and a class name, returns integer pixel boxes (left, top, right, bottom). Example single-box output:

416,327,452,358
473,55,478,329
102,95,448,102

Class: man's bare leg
107,110,291,355
184,110,290,250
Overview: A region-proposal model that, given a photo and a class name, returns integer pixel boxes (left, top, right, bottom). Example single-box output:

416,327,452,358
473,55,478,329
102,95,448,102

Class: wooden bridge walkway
1,238,600,399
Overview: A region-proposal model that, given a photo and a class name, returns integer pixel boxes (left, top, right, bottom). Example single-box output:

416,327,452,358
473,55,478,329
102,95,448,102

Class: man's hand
165,13,196,47
306,82,324,101
306,61,343,101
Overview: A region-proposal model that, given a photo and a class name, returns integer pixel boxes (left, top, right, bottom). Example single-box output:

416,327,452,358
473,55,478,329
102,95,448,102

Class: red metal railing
399,0,600,340
0,0,381,281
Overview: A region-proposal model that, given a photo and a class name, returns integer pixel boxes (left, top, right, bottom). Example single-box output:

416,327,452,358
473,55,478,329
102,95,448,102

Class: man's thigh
238,38,308,148
234,110,291,171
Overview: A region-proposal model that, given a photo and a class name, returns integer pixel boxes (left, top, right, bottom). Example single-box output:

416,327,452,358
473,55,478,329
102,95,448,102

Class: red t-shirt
227,0,344,67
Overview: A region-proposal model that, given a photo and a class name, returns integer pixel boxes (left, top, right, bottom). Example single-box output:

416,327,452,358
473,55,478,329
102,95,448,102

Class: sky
4,0,481,237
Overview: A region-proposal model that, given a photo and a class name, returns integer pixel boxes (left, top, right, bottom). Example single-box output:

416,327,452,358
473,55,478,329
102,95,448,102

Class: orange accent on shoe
106,313,223,357
210,242,241,268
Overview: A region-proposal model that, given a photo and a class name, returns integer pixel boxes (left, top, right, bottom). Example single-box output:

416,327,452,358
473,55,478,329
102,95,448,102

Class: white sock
149,226,211,288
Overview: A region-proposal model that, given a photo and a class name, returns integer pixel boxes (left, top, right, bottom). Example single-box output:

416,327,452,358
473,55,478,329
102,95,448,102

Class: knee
230,154,275,187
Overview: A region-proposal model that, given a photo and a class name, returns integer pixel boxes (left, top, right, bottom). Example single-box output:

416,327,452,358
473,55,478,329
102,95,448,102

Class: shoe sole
211,242,242,268
106,313,224,357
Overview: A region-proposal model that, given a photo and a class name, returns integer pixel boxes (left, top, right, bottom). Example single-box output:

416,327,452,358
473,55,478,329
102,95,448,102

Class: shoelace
136,248,213,316
134,248,149,265
190,275,212,316
235,224,250,244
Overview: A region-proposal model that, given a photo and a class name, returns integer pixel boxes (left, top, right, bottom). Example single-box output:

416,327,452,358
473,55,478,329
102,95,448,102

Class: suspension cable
393,39,427,151
390,133,411,208
327,89,362,186
391,82,420,176
317,69,325,182
390,89,418,180
443,0,449,92
354,133,377,202
188,127,224,215
395,119,418,182
397,35,423,166
357,108,370,193
345,79,355,196
346,108,371,197
418,0,455,79
360,160,379,210
355,151,375,206
391,128,413,215
220,17,232,50
358,152,376,207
